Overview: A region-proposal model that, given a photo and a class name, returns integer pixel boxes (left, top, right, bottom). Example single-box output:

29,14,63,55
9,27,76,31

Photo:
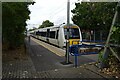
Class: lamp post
65,0,70,64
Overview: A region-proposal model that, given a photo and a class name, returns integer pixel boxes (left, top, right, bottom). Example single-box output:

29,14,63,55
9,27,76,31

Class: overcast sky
26,0,81,29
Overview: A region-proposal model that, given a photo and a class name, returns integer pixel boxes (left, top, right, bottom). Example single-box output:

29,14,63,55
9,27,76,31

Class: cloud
26,0,78,29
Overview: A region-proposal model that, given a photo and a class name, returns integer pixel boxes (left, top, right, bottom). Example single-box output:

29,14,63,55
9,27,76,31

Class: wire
49,2,75,20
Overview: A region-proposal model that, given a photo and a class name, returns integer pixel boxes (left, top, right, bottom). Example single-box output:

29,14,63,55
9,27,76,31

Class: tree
2,2,34,49
71,2,117,40
39,20,54,28
111,4,120,53
28,27,37,31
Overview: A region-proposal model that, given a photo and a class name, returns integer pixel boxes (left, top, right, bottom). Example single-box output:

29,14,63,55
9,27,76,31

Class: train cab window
64,29,68,39
64,28,80,39
50,31,55,38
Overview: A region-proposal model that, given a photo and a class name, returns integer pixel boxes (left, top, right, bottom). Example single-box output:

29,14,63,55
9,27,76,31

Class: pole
66,0,70,63
100,3,118,68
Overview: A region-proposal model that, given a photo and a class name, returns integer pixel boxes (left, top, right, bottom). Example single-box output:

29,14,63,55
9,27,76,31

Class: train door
57,27,65,48
46,29,50,42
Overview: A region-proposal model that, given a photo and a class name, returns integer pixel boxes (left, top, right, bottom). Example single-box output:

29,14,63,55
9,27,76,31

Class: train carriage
29,23,82,48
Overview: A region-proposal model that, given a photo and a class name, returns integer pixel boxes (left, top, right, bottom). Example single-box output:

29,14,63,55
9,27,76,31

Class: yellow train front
62,24,82,47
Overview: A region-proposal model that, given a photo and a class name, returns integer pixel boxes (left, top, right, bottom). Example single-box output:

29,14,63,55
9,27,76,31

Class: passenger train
29,23,82,48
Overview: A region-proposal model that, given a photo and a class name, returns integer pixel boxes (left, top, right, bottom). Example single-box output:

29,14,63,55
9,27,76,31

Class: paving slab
2,37,116,79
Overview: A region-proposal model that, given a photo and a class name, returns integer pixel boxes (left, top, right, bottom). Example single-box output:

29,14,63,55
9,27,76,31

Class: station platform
2,37,115,79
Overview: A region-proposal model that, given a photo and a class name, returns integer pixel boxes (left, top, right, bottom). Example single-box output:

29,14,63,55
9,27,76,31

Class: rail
69,40,104,67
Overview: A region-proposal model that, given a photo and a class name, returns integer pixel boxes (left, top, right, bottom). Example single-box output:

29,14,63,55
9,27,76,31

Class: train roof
30,23,79,32
38,23,79,30
60,23,78,27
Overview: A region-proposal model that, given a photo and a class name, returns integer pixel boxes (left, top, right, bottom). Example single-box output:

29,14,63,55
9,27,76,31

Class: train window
64,28,80,39
41,32,46,37
36,31,40,35
50,31,55,38
39,32,42,36
47,29,50,38
56,30,59,39
44,32,47,37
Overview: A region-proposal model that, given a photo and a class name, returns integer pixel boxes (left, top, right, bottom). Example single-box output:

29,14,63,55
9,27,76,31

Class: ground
2,42,120,78
2,45,27,62
100,55,120,78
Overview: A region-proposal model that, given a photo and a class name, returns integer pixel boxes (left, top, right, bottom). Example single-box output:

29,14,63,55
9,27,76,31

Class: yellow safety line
31,38,65,57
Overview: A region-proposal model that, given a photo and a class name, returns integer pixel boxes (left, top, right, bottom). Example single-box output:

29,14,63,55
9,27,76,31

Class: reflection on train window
50,31,55,38
64,28,80,39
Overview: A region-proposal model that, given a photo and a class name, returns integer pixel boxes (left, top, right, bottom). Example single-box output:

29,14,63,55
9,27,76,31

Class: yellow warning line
31,37,65,57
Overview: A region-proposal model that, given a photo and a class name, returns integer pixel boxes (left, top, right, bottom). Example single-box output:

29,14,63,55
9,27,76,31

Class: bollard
75,55,78,68
74,45,79,68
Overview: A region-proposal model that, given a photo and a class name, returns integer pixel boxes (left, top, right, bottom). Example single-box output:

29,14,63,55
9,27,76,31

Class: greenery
72,2,120,68
39,20,54,28
111,3,120,58
72,2,117,30
2,2,34,49
71,2,117,40
29,28,36,31
98,50,105,63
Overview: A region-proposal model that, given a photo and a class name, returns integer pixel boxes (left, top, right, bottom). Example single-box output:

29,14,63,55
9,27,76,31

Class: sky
25,0,118,29
26,0,82,29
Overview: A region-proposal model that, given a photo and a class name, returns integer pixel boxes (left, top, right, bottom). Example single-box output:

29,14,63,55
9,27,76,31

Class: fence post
74,45,79,68
75,55,78,68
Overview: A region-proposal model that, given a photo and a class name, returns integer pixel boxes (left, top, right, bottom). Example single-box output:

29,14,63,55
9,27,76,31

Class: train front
64,24,82,46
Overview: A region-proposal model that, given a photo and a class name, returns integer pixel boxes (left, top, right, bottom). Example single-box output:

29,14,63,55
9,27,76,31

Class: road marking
31,37,65,57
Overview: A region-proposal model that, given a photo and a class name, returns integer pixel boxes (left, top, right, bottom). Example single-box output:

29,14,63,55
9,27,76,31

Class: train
29,23,82,48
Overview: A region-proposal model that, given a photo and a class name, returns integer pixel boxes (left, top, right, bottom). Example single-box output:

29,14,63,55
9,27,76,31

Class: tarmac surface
2,37,115,79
